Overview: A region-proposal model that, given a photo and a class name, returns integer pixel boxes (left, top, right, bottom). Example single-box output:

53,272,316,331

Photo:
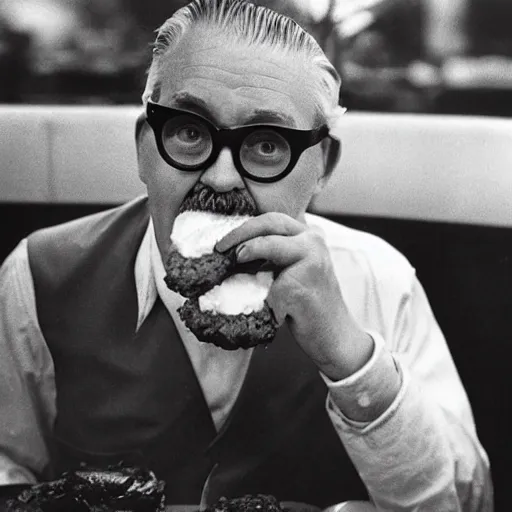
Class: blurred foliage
2,0,512,115
468,0,512,56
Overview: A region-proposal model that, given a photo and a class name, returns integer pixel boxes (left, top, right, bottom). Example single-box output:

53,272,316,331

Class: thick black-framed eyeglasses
146,101,330,183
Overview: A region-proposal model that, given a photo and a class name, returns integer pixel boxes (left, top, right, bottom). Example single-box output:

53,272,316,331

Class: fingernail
215,239,227,253
236,244,247,262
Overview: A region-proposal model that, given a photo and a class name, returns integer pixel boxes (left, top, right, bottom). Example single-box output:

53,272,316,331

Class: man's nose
200,148,245,192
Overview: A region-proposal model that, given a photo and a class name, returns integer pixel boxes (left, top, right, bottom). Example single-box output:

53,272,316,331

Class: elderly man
0,0,492,511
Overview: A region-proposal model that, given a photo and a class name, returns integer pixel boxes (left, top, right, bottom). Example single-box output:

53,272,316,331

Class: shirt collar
134,219,158,331
134,219,187,331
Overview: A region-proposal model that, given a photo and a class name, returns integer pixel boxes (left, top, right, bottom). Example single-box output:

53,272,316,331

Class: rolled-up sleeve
324,277,493,511
0,240,56,485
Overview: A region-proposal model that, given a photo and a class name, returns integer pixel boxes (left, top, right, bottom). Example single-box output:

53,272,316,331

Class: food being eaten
164,245,236,299
163,211,246,299
179,295,277,351
206,495,284,512
6,465,166,512
164,210,278,349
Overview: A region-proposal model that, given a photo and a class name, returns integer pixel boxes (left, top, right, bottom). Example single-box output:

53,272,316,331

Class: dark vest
27,197,368,507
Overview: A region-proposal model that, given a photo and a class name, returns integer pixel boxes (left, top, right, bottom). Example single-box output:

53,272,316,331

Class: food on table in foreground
165,211,278,350
206,495,283,512
6,465,165,512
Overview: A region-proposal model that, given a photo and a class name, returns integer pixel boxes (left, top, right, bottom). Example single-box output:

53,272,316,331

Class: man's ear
314,136,342,194
135,111,149,184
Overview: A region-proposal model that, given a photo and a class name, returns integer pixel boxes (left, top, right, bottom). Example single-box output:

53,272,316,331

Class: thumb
266,286,287,327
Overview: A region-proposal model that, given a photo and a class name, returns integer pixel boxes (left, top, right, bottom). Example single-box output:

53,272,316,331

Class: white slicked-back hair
142,0,342,121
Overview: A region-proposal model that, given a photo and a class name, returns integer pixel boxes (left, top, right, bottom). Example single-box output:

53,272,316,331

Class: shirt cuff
321,331,402,426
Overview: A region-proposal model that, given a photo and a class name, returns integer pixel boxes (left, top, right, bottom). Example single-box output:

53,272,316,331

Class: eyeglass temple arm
135,111,147,141
325,135,342,174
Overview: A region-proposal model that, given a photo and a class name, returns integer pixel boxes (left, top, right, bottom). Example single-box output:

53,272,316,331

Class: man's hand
215,212,374,381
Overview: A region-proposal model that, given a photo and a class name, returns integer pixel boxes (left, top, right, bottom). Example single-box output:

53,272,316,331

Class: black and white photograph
0,1,508,510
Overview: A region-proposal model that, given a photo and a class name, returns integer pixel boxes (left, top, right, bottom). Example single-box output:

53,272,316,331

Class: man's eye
176,125,203,143
257,141,277,155
240,130,291,177
243,131,289,161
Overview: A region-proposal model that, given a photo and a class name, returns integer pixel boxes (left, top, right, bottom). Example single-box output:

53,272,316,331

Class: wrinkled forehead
154,26,326,129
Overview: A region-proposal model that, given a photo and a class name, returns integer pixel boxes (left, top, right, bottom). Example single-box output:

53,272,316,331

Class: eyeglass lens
162,114,213,168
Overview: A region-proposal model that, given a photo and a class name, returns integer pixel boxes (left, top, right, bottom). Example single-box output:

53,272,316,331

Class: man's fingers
235,235,305,267
215,212,304,252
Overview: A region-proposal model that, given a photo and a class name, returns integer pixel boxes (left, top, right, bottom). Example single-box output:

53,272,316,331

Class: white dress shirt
0,212,492,511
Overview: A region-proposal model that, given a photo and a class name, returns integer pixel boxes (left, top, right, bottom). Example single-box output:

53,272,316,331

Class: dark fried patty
164,245,236,298
178,299,278,350
5,466,165,512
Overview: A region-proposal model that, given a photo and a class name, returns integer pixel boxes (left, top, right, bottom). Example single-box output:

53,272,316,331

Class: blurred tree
422,0,468,59
333,0,431,112
468,0,512,56
126,0,191,38
0,15,32,102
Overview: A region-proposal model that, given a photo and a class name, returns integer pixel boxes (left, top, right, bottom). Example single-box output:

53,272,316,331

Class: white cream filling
170,211,251,258
198,271,274,315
